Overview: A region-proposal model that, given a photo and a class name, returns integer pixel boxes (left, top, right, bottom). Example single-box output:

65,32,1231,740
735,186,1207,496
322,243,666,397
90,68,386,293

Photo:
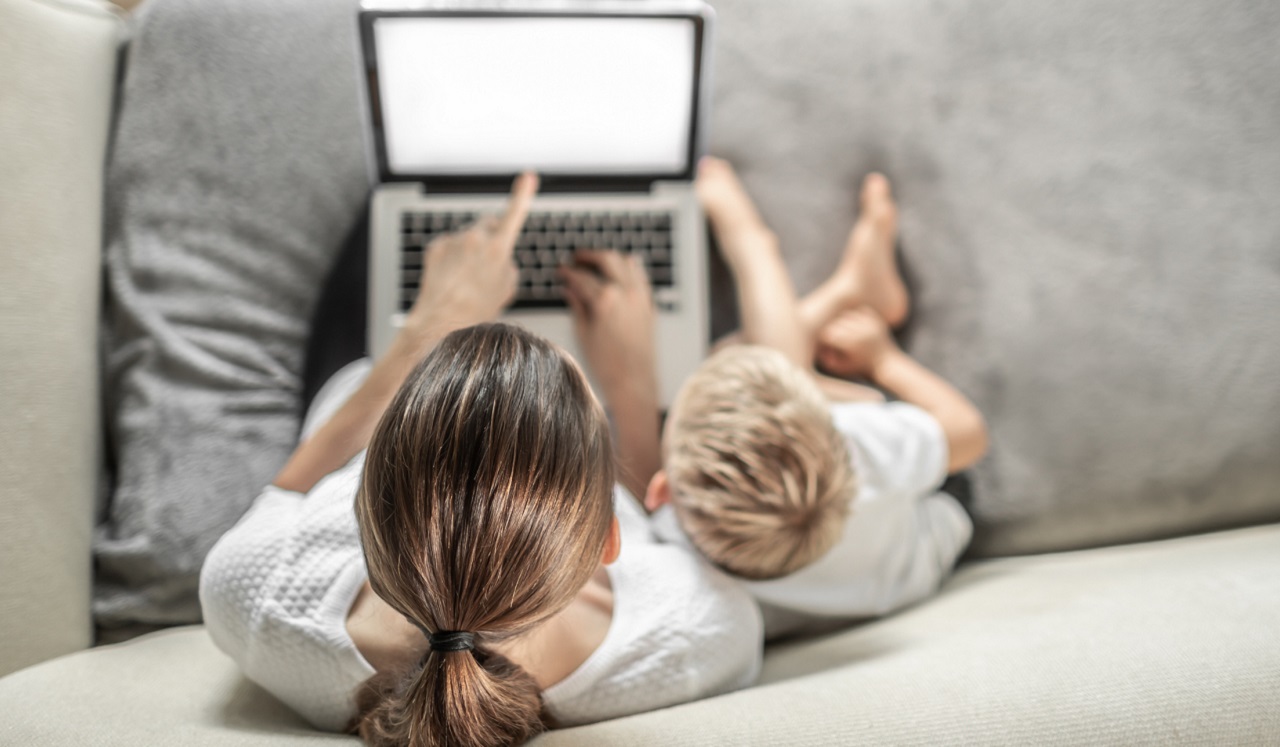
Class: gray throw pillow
94,0,368,627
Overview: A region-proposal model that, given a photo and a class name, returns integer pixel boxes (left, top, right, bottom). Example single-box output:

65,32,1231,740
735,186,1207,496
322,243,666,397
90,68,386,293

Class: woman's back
200,324,762,745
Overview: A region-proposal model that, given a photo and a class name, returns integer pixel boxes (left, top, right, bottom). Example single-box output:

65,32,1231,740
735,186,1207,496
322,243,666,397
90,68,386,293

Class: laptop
357,0,715,407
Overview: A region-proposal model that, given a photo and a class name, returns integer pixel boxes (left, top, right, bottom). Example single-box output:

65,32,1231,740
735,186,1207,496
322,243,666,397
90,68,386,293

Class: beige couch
2,0,1279,744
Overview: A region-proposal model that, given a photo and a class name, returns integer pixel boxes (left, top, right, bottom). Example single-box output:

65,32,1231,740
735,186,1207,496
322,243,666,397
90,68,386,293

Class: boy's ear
601,517,622,565
644,470,673,513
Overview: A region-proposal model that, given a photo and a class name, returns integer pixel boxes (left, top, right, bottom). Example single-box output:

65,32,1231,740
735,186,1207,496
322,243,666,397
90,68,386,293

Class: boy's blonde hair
664,345,856,581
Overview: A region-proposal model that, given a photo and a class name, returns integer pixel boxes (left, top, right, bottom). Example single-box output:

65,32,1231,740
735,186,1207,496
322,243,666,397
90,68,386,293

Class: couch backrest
707,0,1280,555
87,0,1280,631
0,0,123,676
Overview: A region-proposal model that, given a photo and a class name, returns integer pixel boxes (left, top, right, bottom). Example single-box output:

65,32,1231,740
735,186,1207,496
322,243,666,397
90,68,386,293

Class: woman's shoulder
542,538,763,727
200,459,366,608
199,461,375,731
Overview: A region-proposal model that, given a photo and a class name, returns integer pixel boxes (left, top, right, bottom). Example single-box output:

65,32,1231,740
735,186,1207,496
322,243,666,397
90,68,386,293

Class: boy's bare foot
696,157,778,264
835,174,909,328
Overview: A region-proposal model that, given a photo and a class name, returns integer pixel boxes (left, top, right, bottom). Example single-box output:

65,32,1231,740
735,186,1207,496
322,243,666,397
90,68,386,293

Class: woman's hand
273,173,538,494
405,172,538,337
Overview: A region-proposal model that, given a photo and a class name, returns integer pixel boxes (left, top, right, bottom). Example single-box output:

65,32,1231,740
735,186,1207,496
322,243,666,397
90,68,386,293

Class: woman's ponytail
352,324,616,747
353,646,543,747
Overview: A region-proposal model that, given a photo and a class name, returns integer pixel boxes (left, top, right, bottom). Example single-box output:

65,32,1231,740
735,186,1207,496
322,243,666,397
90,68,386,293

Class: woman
199,174,762,747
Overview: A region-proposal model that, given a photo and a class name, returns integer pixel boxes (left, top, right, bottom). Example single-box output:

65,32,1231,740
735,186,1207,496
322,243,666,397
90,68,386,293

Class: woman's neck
346,567,615,689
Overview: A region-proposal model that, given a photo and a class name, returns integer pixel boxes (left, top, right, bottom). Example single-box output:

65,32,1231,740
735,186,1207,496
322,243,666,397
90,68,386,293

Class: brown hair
664,345,856,580
351,323,615,747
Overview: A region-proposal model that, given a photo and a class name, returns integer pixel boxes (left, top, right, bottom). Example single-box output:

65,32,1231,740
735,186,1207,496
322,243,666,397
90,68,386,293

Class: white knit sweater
199,361,762,732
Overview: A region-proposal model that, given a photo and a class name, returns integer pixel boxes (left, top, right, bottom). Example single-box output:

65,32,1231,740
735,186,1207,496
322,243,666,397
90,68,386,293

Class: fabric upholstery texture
706,0,1280,552
93,0,1280,624
0,0,122,676
92,0,369,626
707,0,1280,555
4,523,1278,745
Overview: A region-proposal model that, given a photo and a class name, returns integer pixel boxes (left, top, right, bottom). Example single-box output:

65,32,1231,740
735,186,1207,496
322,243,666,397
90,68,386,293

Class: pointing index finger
496,171,539,246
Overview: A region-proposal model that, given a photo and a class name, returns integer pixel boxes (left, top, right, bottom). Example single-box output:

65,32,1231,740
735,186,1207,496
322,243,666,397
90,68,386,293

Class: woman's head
353,322,616,747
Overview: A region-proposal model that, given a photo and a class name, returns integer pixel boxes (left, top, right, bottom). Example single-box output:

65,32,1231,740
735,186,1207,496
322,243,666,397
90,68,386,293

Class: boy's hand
815,307,897,380
818,305,989,472
406,172,537,337
558,250,658,401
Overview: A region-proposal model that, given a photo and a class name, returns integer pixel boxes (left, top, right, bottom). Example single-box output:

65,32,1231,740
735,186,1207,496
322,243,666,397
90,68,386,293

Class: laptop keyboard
399,209,677,311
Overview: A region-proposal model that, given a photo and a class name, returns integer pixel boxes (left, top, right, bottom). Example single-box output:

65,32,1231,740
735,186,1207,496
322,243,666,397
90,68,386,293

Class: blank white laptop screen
373,16,697,175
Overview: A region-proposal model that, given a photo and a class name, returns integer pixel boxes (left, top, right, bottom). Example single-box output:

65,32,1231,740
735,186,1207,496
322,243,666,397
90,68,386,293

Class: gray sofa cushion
94,0,368,626
710,0,1280,555
8,524,1280,744
95,0,1280,627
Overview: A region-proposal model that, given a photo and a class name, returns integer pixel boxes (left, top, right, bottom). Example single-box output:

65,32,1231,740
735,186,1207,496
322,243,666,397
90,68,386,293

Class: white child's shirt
199,360,762,732
653,401,973,639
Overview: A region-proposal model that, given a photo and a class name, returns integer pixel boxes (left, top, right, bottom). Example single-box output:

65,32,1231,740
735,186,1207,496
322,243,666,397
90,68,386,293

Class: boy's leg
698,162,908,381
798,174,908,337
698,158,810,368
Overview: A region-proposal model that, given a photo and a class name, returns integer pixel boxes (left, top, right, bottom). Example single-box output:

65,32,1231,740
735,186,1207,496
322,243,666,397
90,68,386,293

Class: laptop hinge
387,175,668,195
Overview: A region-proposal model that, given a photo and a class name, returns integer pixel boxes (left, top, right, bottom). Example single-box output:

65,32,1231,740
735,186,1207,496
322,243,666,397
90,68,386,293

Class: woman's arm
273,173,538,493
559,251,662,502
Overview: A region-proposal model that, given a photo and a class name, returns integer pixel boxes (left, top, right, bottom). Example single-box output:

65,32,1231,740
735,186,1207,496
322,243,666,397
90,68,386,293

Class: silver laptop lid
358,1,712,193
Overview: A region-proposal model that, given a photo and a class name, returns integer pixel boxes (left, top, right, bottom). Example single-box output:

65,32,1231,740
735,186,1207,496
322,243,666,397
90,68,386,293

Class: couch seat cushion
4,523,1277,745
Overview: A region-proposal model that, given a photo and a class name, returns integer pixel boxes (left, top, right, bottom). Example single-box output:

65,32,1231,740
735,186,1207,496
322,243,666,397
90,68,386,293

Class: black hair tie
428,630,476,653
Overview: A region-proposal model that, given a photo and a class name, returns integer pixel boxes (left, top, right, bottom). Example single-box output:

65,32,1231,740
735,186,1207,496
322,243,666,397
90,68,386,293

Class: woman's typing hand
405,172,538,339
273,173,538,495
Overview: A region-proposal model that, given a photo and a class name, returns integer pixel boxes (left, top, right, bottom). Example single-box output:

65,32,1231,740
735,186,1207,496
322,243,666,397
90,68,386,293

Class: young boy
560,158,988,639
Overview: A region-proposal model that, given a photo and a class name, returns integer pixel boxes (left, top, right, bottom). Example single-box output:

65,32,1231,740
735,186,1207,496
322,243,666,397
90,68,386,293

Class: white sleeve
299,358,374,441
877,492,974,613
831,401,949,499
611,484,656,546
200,485,305,670
199,473,374,732
542,542,763,726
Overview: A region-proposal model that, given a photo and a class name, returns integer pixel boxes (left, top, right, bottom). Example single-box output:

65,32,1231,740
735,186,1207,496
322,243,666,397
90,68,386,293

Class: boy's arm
872,348,989,473
831,308,988,473
813,372,887,403
719,233,811,369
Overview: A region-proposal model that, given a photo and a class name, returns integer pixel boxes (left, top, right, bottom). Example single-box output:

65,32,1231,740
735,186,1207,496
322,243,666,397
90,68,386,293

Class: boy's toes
860,173,898,233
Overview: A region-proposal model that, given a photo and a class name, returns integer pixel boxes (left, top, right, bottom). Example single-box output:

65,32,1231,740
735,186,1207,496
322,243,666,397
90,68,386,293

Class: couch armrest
0,0,124,677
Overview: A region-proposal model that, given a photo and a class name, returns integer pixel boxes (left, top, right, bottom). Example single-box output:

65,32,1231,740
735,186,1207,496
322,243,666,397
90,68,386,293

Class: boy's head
649,345,856,581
